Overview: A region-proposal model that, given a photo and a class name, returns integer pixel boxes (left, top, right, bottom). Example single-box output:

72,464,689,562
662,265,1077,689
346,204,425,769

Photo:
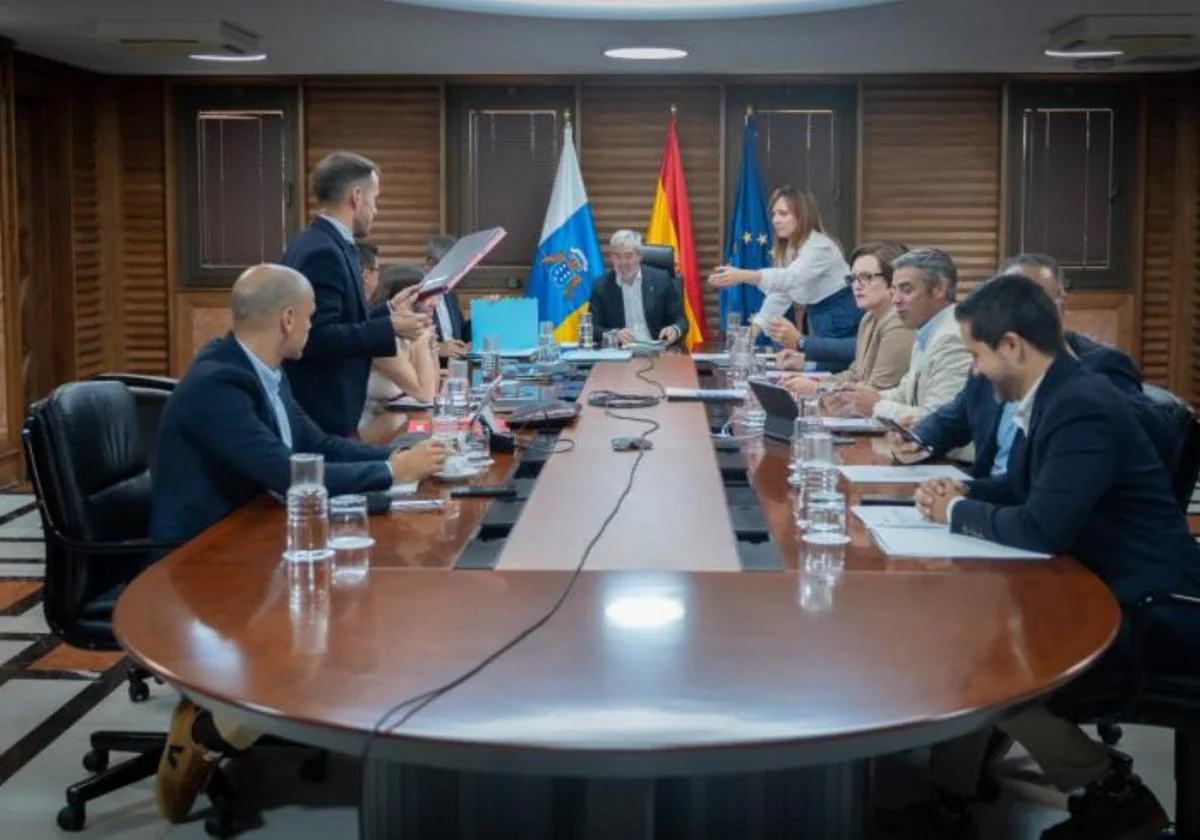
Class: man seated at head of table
822,247,972,425
891,273,1200,840
148,263,446,823
589,229,688,347
894,253,1180,477
777,240,915,397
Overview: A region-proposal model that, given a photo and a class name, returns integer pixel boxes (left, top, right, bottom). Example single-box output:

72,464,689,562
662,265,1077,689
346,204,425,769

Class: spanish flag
646,115,709,348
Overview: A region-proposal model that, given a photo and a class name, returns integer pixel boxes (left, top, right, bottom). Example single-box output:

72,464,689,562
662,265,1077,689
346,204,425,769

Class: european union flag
721,116,771,332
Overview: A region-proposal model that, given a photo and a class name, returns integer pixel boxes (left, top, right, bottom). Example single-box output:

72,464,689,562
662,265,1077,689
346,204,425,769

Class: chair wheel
82,749,109,774
299,753,327,784
1098,723,1123,746
204,813,238,838
128,680,150,703
57,803,86,832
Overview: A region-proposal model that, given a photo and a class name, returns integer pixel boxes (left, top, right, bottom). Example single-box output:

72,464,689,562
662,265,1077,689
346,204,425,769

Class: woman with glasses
709,186,861,372
779,241,915,397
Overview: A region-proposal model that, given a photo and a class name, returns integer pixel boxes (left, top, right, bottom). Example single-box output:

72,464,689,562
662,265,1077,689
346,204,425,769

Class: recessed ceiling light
1044,48,1124,59
389,0,899,21
605,47,688,60
188,53,268,62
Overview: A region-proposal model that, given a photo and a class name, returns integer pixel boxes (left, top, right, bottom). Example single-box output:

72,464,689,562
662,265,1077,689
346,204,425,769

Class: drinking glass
431,409,462,454
602,330,619,350
463,421,491,462
579,312,595,350
447,357,469,386
329,495,373,549
793,462,839,528
724,311,742,352
285,454,332,563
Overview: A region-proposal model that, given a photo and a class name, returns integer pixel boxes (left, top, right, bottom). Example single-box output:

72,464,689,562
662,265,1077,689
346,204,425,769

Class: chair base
57,729,329,833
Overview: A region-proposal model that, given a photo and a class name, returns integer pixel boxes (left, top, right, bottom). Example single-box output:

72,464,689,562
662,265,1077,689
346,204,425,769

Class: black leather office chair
90,373,177,474
24,380,182,831
1140,383,1200,512
639,244,676,278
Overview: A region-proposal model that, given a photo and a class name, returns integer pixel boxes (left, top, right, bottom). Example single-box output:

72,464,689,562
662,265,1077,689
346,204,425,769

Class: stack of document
838,464,970,483
852,505,1050,560
664,386,746,401
822,417,882,433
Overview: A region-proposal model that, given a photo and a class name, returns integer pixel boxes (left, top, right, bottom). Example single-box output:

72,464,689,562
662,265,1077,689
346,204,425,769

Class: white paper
838,464,971,483
389,482,420,496
871,526,1050,560
691,352,729,362
563,349,634,362
665,386,746,400
822,417,882,433
386,395,434,409
852,505,939,530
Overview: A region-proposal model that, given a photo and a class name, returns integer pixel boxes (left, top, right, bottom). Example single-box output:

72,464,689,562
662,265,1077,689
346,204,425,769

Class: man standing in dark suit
905,274,1200,840
282,151,428,436
150,264,444,824
589,229,687,346
901,253,1178,476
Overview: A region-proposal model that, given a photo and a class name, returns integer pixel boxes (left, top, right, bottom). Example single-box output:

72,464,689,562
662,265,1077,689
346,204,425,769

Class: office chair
25,380,325,835
639,244,676,278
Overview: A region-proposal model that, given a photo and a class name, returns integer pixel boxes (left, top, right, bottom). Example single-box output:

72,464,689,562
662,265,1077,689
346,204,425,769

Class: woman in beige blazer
781,241,914,396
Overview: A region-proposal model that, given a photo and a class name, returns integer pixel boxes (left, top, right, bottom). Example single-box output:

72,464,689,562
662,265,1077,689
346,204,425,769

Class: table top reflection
114,360,1121,777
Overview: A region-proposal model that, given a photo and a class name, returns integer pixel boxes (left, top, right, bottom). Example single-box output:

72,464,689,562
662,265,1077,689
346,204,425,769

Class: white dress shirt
618,272,654,343
752,231,850,330
433,295,455,342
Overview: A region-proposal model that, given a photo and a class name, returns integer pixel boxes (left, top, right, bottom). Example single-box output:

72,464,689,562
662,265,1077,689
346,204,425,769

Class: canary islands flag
527,124,603,343
722,115,771,328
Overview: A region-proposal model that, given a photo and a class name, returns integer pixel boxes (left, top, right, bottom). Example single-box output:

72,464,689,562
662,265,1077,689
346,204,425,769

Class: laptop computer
748,379,799,442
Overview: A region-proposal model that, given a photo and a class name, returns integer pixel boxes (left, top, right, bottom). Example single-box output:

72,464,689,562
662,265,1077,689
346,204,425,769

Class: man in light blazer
825,248,972,425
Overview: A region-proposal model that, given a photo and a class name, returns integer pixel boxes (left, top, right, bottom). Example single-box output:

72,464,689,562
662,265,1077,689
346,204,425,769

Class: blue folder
470,298,540,355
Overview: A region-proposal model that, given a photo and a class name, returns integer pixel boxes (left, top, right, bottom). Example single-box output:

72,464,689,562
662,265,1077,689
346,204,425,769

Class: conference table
113,354,1120,839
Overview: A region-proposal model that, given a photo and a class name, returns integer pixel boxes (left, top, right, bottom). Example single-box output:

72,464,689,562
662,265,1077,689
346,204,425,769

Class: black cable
356,356,664,839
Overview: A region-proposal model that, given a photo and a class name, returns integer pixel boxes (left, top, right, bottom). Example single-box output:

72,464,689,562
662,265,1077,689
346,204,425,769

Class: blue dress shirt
235,339,293,448
990,402,1019,476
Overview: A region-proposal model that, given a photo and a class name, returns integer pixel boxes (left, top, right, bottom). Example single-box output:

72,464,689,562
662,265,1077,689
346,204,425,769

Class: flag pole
745,104,754,125
670,103,677,119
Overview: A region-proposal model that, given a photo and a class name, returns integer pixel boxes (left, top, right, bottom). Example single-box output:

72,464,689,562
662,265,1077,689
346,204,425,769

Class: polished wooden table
114,355,1120,839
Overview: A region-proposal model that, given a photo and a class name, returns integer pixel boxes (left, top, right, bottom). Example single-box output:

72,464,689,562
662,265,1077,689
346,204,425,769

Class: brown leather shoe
154,699,219,823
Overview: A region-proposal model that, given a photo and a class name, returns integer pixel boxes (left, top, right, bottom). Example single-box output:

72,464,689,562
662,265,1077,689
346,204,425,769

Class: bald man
150,263,445,545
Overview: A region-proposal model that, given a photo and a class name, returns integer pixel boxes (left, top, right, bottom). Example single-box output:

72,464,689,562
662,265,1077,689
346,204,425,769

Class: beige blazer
873,305,972,424
825,307,914,392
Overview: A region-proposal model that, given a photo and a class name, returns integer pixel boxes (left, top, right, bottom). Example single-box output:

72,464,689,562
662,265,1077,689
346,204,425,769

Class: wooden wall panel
1194,83,1200,404
70,81,104,378
1139,86,1177,388
579,82,721,329
860,84,1002,294
115,80,169,374
303,81,442,264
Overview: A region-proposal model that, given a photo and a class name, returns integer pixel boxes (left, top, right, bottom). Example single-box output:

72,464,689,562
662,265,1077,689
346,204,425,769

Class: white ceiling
1,0,1198,76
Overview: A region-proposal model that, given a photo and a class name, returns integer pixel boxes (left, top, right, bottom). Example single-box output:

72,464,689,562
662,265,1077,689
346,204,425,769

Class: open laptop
748,379,798,442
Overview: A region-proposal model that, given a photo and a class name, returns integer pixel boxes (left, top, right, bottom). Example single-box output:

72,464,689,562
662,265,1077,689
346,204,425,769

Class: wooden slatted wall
578,82,722,330
115,80,169,374
1139,86,1176,388
70,80,104,378
860,84,1002,295
1194,89,1200,404
303,81,442,264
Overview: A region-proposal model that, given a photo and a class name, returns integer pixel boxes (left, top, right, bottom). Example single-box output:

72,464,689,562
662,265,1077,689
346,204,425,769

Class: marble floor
0,492,1187,838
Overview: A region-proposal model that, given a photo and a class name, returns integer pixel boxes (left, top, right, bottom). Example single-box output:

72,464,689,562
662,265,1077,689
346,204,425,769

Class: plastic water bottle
481,336,500,382
285,453,333,563
579,313,594,350
742,390,767,434
794,463,840,530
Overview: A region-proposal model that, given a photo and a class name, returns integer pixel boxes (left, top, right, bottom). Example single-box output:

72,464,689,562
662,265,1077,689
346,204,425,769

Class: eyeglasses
844,272,887,287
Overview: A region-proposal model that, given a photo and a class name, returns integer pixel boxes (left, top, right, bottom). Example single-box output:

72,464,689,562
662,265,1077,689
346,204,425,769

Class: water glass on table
462,421,491,463
579,312,595,350
790,428,834,483
285,453,333,563
328,495,374,585
602,329,619,350
447,357,469,387
431,408,462,454
793,461,839,529
724,312,742,352
480,336,500,382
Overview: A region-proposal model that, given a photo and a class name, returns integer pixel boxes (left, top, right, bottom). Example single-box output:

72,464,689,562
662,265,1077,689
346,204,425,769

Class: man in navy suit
900,254,1179,476
282,151,429,436
150,264,445,823
589,229,687,346
904,274,1200,840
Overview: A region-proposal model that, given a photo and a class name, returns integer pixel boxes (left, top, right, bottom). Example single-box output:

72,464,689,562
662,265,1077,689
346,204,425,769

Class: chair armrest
1115,592,1200,717
41,523,180,557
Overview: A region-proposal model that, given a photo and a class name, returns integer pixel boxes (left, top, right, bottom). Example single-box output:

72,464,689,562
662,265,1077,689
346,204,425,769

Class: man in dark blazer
150,265,445,825
902,254,1179,476
282,151,428,436
908,274,1200,840
589,229,687,346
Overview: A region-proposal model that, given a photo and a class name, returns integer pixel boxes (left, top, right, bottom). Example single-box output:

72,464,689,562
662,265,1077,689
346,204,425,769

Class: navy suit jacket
435,289,471,344
916,332,1178,477
150,333,394,544
589,265,687,341
281,217,397,436
951,355,1200,609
